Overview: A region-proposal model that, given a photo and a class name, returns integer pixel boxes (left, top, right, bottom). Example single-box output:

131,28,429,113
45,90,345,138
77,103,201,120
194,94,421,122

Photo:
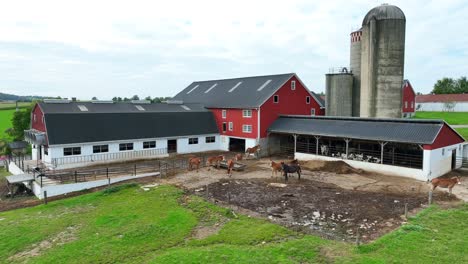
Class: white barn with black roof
25,100,220,169
268,116,466,181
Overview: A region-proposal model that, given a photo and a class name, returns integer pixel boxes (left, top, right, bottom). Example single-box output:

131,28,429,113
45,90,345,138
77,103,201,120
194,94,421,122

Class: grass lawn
0,184,466,263
414,111,468,125
0,102,31,110
455,128,468,141
0,109,16,139
0,167,11,178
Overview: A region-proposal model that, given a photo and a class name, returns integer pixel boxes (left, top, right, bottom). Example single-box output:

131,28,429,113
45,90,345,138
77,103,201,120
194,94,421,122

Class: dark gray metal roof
268,116,448,144
45,112,219,145
363,4,405,25
38,101,208,114
173,73,323,108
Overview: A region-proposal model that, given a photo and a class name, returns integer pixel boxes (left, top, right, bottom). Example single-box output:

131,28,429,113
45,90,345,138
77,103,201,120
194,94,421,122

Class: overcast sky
0,0,467,100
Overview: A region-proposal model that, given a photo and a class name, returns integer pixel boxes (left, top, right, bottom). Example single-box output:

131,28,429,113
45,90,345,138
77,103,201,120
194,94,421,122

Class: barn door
451,149,457,169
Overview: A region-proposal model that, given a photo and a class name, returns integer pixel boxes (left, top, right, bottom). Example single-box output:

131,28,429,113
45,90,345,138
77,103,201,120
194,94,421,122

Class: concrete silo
350,30,362,117
325,71,354,116
359,4,406,118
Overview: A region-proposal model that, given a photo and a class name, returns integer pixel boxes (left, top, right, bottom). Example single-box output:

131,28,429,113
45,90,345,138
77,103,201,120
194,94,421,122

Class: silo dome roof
362,4,405,26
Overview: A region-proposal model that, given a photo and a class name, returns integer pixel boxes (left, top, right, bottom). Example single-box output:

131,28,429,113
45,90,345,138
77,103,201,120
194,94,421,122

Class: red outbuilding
402,79,416,117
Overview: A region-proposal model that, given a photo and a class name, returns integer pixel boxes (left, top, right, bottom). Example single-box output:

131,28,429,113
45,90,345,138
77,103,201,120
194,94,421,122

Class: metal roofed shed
267,115,465,181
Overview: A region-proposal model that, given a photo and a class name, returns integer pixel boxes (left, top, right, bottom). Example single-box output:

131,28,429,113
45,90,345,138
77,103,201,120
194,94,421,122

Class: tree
131,95,140,100
92,96,98,100
6,106,32,141
112,97,118,102
432,76,468,94
144,96,153,103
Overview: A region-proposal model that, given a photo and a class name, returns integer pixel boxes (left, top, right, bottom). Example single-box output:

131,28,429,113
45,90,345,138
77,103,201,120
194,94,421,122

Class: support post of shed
379,142,388,164
344,138,351,158
314,136,321,155
293,134,298,155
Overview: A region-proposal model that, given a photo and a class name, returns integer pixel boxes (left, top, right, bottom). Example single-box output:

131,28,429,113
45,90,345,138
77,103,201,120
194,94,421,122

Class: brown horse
227,159,235,177
235,153,243,161
188,157,201,172
206,155,225,170
245,145,260,159
270,161,282,177
430,176,461,195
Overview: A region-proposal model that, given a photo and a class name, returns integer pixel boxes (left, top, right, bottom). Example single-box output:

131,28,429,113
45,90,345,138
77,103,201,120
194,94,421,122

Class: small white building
268,116,466,181
25,100,221,169
416,93,468,112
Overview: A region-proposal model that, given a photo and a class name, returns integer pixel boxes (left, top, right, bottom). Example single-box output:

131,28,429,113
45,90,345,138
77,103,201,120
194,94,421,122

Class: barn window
311,109,316,116
64,147,81,156
306,96,310,104
189,138,199,145
291,80,296,90
44,146,49,155
143,141,156,149
222,110,227,118
243,109,252,118
229,122,233,131
34,114,36,122
405,101,408,108
411,102,414,108
119,143,134,151
273,95,279,103
222,122,227,132
242,125,252,133
93,145,109,153
206,136,216,143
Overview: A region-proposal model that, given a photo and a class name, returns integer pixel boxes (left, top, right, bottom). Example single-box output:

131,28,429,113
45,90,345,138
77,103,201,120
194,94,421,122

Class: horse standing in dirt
270,161,283,177
206,155,225,170
430,176,461,195
188,157,201,172
235,153,243,161
227,159,235,177
245,145,260,159
281,162,301,182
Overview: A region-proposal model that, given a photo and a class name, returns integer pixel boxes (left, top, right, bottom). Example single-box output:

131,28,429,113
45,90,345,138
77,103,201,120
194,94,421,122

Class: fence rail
51,148,168,167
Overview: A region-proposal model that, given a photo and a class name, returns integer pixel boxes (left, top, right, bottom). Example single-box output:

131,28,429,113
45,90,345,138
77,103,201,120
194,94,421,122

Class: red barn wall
209,108,258,139
402,82,416,113
424,124,465,150
31,104,46,132
259,76,323,138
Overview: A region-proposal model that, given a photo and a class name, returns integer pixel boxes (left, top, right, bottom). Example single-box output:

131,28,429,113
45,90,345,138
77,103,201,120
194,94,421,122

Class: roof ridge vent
228,81,243,93
43,99,71,104
131,100,151,104
166,100,184,105
257,79,272,91
181,105,191,111
204,83,218,93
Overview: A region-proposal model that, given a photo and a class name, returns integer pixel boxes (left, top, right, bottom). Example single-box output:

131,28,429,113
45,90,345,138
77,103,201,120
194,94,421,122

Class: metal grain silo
325,70,353,116
350,29,362,117
359,4,406,118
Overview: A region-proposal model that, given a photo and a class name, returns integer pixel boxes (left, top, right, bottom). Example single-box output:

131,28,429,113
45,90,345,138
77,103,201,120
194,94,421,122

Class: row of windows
404,101,414,108
189,136,216,145
63,138,215,155
221,122,252,133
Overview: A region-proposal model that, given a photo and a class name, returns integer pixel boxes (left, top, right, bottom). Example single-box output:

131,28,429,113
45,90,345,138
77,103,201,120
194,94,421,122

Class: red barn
173,73,324,152
402,79,416,117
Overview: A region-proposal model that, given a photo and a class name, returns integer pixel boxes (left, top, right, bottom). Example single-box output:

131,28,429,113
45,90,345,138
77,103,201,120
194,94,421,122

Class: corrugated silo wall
360,18,405,118
325,73,353,116
350,30,362,117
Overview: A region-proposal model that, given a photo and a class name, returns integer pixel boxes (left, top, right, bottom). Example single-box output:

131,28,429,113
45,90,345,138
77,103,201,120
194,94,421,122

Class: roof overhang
24,129,47,145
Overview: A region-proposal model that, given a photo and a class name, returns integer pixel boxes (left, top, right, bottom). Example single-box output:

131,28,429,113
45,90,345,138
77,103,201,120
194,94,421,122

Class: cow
206,155,225,170
235,153,243,161
281,162,301,182
320,145,329,156
430,176,462,195
270,161,283,177
245,145,261,159
188,157,201,172
227,159,235,177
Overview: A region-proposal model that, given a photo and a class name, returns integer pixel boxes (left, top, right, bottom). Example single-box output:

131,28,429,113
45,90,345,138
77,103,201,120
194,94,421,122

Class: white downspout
257,107,261,144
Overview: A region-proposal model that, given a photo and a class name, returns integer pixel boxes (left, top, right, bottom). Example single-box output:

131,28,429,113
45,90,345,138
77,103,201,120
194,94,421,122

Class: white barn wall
176,134,220,153
295,152,427,181
423,143,463,180
417,102,468,112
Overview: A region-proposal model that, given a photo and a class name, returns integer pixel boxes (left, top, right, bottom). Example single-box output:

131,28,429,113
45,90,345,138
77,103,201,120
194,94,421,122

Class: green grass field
414,111,468,125
0,184,466,263
0,102,31,110
455,128,468,141
0,109,16,139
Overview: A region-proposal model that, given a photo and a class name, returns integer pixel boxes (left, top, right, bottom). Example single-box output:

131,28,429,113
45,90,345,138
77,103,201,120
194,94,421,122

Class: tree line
109,95,172,103
432,76,468,94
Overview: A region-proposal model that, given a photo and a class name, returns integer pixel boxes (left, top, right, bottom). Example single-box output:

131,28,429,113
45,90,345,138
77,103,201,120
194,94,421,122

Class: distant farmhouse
416,93,468,112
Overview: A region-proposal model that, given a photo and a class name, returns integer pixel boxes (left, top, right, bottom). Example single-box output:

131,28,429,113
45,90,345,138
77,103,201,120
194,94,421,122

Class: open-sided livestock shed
268,115,466,181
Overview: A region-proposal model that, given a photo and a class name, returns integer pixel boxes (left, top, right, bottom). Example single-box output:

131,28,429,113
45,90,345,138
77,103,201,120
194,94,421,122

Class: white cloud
0,0,467,98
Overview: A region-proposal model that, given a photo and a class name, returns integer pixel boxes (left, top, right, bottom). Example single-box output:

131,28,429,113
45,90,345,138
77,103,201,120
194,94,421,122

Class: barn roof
416,94,468,103
268,116,456,144
37,102,218,145
172,73,324,108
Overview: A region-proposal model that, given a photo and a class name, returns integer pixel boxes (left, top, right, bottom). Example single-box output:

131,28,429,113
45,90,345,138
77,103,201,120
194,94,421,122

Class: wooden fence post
43,191,48,205
355,228,361,246
134,164,137,176
428,191,433,205
74,171,77,183
404,203,408,219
